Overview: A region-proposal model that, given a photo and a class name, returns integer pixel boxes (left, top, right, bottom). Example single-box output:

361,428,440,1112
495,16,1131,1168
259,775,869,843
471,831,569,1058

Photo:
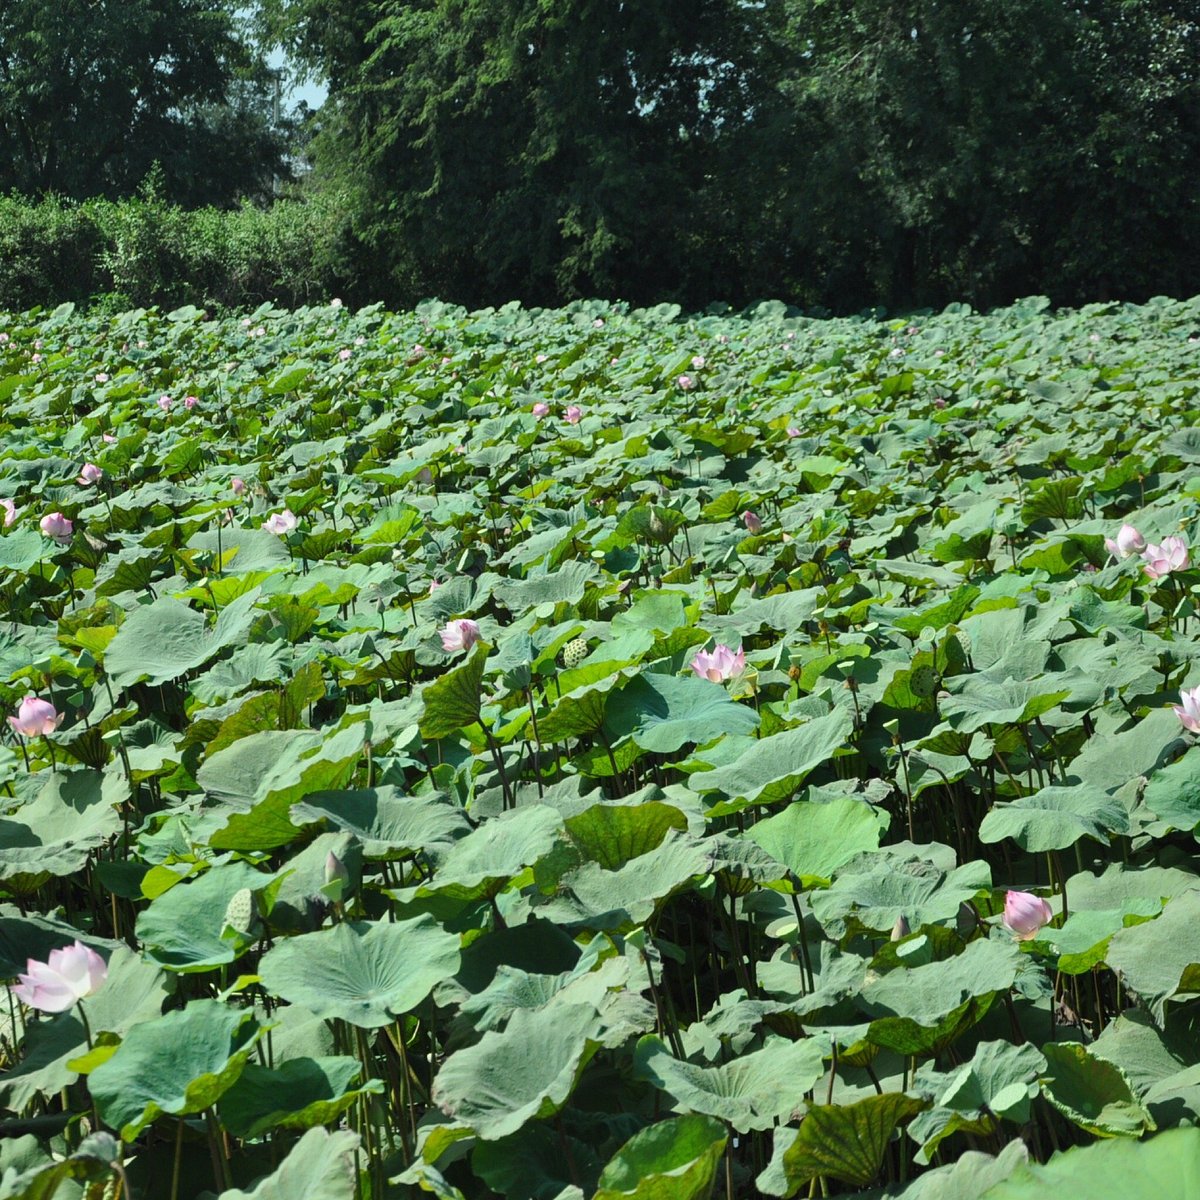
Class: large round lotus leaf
0,768,125,882
416,804,565,900
258,916,460,1027
633,1034,826,1133
1040,1043,1154,1138
218,1056,383,1138
136,859,279,972
104,588,261,688
1106,889,1200,1021
216,1127,360,1200
289,786,471,861
604,672,760,752
88,999,262,1139
563,801,688,870
689,706,855,811
594,1114,727,1200
978,784,1129,851
747,796,889,887
982,1126,1200,1199
766,1093,928,1194
431,1003,602,1140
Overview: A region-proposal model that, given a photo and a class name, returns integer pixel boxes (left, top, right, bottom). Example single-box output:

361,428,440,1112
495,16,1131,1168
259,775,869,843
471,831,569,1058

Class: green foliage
0,296,1199,1198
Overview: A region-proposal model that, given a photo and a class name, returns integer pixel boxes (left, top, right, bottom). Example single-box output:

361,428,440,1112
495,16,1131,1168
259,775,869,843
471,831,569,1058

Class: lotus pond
2,295,1200,1199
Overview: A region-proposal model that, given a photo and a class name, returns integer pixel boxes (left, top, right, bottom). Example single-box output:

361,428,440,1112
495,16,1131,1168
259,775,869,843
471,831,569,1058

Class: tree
0,0,291,205
257,0,788,307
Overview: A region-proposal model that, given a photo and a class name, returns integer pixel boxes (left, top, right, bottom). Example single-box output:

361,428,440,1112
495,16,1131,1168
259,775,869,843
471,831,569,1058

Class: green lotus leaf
747,796,888,887
89,999,263,1140
104,588,262,688
216,1127,361,1200
633,1033,826,1132
593,1115,727,1200
258,916,460,1027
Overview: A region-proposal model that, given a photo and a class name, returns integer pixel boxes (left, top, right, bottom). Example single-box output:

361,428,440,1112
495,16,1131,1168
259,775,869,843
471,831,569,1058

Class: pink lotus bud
677,374,695,390
338,348,352,362
77,463,103,486
786,427,801,438
1002,890,1053,940
31,353,42,364
94,372,109,384
532,402,550,418
1175,685,1200,733
330,298,343,308
690,644,745,683
13,940,107,1013
8,696,64,737
440,618,480,653
1104,523,1146,559
40,512,73,542
231,477,246,497
891,915,911,941
325,850,350,889
535,354,549,364
564,405,582,425
742,511,763,534
158,395,173,412
101,433,117,444
593,317,605,328
1142,535,1189,580
691,355,706,369
1,499,16,526
263,510,297,536
183,395,198,410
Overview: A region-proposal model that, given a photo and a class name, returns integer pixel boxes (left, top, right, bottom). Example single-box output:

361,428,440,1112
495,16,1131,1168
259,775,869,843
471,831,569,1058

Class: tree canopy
0,0,290,205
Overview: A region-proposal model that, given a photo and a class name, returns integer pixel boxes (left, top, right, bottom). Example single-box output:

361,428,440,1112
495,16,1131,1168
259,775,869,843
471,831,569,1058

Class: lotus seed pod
222,887,255,936
909,664,939,698
563,638,588,668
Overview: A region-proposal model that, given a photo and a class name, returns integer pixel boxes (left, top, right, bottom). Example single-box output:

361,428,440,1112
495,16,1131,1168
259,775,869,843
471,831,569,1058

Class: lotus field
3,295,1200,1200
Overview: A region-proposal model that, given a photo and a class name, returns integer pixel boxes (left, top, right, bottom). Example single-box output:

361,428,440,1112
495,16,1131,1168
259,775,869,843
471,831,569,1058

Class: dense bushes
0,191,355,313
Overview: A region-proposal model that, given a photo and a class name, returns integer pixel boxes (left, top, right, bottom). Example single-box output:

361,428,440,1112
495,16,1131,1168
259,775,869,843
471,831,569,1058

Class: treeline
3,0,1200,312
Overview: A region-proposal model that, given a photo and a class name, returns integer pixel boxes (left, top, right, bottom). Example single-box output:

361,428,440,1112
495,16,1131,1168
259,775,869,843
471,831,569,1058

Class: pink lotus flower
564,405,582,425
593,318,605,328
8,696,64,737
158,395,173,412
691,644,745,683
532,402,550,418
40,512,73,542
231,477,246,497
691,355,706,370
742,511,763,534
412,343,426,357
1142,536,1189,580
101,433,117,444
1002,890,1053,941
440,619,480,652
94,372,109,384
183,395,198,410
535,354,549,364
338,348,352,362
263,510,297,536
77,463,103,486
786,427,801,438
31,353,42,364
677,374,695,390
1,499,16,526
1104,523,1146,559
330,298,343,308
13,940,107,1013
1175,686,1200,733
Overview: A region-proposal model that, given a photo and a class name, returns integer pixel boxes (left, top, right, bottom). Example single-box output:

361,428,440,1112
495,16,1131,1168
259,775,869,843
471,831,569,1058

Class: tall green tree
259,0,787,306
0,0,290,205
